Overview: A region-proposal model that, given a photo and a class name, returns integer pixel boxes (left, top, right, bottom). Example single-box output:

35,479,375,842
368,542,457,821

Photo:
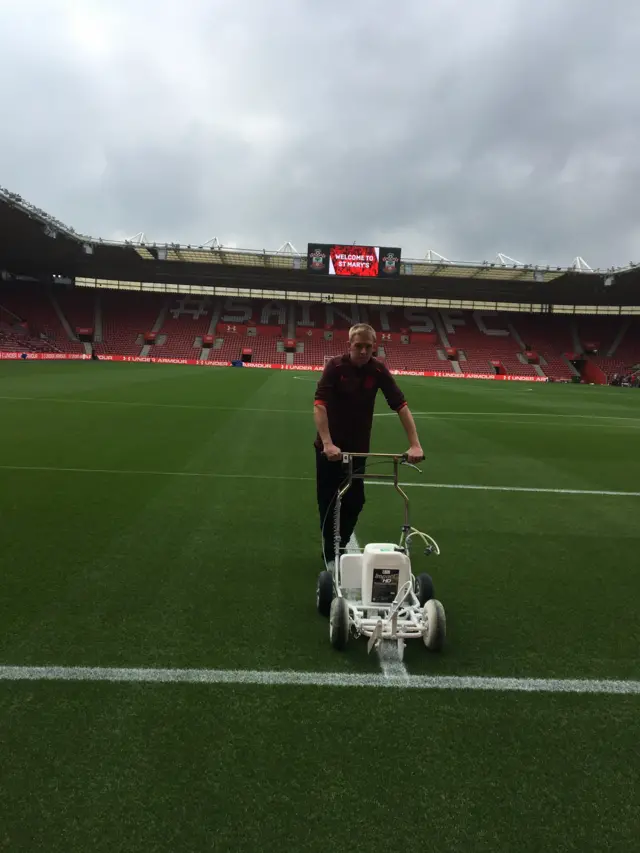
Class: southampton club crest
381,251,399,275
309,248,326,271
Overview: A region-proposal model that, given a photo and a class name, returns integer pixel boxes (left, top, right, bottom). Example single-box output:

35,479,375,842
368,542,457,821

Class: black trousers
315,447,366,559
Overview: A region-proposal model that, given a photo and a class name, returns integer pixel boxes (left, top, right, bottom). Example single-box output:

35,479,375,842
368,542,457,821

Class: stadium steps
608,317,631,356
433,312,451,347
141,300,169,357
206,305,221,338
570,319,583,354
286,304,296,339
200,302,222,361
94,291,103,343
507,322,526,349
49,292,77,342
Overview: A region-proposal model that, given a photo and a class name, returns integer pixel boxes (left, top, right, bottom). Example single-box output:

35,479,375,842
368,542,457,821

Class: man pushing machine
313,323,424,563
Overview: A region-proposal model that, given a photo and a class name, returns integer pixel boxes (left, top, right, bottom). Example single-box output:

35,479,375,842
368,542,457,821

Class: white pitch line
3,395,639,423
374,410,640,422
0,665,639,694
0,464,309,483
0,394,306,415
369,481,640,498
1,464,639,498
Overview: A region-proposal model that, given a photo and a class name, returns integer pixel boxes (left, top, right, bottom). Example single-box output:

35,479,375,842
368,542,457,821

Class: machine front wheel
316,570,334,618
422,599,446,651
329,597,350,651
415,572,435,606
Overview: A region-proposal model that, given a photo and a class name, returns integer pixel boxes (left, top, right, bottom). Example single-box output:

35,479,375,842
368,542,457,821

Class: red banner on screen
329,245,379,277
307,243,401,277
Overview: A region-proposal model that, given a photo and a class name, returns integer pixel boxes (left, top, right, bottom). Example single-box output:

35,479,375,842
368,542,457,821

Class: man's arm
377,363,424,462
397,405,424,462
313,403,333,446
314,362,342,461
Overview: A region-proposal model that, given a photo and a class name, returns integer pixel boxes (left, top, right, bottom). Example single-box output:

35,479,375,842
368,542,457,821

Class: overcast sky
1,0,639,269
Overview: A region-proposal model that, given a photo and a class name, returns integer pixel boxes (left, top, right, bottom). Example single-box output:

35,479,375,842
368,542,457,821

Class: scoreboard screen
307,243,401,278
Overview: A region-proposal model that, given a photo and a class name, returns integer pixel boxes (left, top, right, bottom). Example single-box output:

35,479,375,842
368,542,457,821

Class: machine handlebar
341,450,423,465
340,451,423,475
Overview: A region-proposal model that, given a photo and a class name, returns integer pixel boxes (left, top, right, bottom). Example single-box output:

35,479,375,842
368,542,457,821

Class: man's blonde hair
349,323,377,343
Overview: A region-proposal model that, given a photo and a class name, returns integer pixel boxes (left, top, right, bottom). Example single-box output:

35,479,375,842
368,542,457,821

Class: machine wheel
316,570,334,618
422,599,446,651
415,572,435,606
329,597,350,651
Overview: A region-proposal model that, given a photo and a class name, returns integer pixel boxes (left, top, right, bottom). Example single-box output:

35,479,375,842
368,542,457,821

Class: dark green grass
1,683,639,853
1,362,640,850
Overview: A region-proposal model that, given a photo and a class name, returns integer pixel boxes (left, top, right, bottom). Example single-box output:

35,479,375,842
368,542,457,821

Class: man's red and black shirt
313,354,407,453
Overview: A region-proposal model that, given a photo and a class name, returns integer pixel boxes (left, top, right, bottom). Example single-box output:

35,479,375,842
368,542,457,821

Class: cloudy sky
1,0,639,268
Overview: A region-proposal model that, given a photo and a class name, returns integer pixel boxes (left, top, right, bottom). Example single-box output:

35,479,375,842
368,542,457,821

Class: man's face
349,333,374,366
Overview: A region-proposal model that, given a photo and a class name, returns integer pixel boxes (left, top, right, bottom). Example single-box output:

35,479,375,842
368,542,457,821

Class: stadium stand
1,282,638,382
94,291,165,357
436,310,537,376
511,313,576,381
578,315,640,381
0,282,80,353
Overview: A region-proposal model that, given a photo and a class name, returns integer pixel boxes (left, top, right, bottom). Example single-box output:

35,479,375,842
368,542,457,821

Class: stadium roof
1,186,639,306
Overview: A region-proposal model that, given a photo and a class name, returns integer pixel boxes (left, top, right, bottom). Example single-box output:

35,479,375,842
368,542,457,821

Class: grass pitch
1,361,639,851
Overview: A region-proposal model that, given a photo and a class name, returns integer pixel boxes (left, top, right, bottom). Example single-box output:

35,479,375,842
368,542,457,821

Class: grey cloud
1,0,639,268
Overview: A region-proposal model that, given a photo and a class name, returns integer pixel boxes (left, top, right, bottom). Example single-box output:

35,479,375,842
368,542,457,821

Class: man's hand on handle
406,444,424,464
323,442,342,462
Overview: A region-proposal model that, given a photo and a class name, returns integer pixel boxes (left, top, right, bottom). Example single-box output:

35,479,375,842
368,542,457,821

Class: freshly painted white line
346,532,360,553
0,665,638,694
377,644,410,681
1,465,639,498
346,532,414,680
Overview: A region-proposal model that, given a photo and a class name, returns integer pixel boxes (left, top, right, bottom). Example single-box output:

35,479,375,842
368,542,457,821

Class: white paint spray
347,532,410,679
